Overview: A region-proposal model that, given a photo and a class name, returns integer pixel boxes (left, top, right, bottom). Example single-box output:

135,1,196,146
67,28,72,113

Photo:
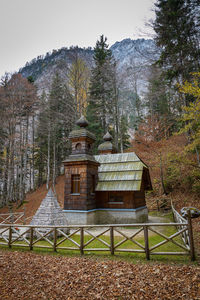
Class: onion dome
103,132,113,141
76,115,88,128
98,131,117,154
69,115,95,141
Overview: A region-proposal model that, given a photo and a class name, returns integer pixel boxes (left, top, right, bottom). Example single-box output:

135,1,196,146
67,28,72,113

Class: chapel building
63,116,152,224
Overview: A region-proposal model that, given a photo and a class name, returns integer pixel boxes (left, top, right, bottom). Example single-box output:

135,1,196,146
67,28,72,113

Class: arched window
75,143,82,151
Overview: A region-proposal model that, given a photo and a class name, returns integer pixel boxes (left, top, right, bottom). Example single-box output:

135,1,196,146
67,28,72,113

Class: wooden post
144,225,150,260
80,227,84,255
30,227,33,250
187,210,195,261
8,226,12,248
54,227,57,252
110,226,114,255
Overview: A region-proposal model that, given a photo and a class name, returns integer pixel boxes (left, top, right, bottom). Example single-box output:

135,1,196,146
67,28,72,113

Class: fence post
54,227,57,252
110,226,114,255
30,227,33,250
144,225,150,260
8,226,12,248
80,227,84,255
187,210,195,261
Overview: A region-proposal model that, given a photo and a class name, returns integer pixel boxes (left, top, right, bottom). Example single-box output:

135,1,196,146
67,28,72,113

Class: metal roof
94,153,149,192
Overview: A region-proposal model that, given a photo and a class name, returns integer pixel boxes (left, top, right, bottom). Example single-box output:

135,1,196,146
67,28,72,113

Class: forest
0,0,199,209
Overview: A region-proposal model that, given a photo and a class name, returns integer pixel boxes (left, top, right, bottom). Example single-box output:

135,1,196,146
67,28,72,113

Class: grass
0,218,194,264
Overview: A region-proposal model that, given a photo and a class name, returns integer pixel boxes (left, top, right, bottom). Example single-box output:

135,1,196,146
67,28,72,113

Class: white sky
0,0,155,77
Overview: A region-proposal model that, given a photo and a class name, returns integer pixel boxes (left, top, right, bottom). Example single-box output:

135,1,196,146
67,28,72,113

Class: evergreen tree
145,65,172,116
119,115,130,151
87,35,116,151
153,0,200,94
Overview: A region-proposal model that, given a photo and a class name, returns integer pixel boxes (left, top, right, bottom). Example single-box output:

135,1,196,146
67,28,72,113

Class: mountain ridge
19,38,158,94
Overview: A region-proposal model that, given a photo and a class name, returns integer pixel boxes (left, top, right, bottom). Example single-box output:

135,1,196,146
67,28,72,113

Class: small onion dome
103,131,113,141
69,115,95,140
98,131,116,154
76,115,88,128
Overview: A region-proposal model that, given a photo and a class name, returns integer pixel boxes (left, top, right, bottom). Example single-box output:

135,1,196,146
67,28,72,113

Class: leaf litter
0,250,200,299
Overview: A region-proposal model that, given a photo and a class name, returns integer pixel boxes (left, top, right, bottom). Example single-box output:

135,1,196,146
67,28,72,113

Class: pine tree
153,0,200,91
87,35,116,152
119,115,130,151
145,65,175,119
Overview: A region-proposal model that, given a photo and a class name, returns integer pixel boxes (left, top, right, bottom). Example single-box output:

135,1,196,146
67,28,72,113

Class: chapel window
109,194,123,203
75,143,82,151
71,174,80,194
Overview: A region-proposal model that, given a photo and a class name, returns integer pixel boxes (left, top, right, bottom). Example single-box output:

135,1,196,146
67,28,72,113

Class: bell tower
63,116,100,211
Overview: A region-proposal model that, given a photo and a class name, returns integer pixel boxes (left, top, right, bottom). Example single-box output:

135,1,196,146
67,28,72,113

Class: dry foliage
0,250,200,300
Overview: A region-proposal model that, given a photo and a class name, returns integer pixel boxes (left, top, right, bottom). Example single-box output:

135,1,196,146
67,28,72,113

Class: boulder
180,207,200,219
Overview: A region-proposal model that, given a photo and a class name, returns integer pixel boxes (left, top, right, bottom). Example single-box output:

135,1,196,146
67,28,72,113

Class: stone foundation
63,206,148,225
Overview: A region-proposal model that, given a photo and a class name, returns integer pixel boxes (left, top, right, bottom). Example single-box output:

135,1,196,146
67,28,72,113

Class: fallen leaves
0,250,199,299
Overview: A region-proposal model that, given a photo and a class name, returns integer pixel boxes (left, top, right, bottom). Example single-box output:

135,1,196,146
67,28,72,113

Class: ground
0,160,200,299
0,250,199,300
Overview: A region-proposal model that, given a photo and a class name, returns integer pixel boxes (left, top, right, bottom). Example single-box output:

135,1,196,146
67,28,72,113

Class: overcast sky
0,0,155,77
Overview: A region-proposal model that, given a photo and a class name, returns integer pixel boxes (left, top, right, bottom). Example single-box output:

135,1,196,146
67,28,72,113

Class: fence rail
0,220,195,260
171,201,195,260
0,212,25,225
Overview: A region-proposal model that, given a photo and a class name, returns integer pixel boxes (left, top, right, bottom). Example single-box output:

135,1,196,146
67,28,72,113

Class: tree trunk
46,127,51,190
19,117,24,204
195,146,200,167
32,115,35,189
160,155,167,195
52,141,56,190
22,115,29,203
2,145,9,205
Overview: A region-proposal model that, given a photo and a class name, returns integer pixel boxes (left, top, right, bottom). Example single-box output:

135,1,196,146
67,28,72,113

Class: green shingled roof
94,152,148,192
69,128,96,140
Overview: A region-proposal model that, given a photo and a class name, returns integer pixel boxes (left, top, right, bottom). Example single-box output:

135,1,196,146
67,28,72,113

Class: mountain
111,38,157,69
20,47,94,93
110,38,159,96
19,38,159,95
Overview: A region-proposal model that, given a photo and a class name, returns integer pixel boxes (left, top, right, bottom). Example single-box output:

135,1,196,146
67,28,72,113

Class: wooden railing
0,212,25,225
0,220,195,260
171,202,195,260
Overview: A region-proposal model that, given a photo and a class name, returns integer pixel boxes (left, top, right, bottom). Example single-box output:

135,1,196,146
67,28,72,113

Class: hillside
19,38,158,95
131,134,200,257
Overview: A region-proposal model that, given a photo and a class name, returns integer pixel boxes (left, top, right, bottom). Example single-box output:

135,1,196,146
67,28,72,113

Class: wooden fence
0,218,195,260
171,202,195,260
0,212,25,225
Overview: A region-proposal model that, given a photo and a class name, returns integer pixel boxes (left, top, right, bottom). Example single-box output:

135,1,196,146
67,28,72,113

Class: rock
180,207,200,219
